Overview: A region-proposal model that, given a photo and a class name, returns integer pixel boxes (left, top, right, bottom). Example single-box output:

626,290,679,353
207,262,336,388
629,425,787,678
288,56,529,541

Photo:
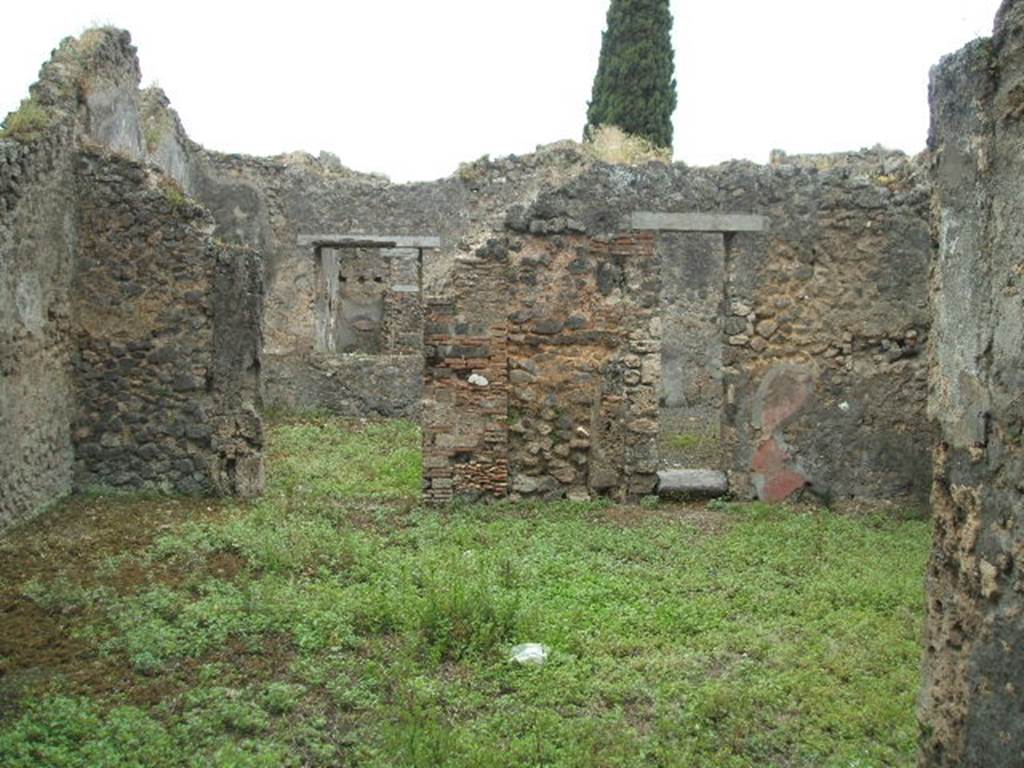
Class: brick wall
423,233,660,503
422,248,510,504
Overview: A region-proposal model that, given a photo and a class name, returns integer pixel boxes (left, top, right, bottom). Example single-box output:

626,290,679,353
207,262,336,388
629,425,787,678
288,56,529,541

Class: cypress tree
585,0,678,150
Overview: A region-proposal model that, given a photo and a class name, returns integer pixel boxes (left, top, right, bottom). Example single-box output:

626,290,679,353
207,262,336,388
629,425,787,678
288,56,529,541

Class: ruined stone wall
517,153,933,503
0,30,132,528
0,127,78,528
920,1,1024,762
1,28,265,530
422,246,510,504
4,25,935,510
188,145,591,417
719,158,932,504
79,55,944,507
190,136,933,499
73,149,263,496
191,154,442,418
423,233,661,504
506,233,661,500
208,234,264,496
259,243,427,417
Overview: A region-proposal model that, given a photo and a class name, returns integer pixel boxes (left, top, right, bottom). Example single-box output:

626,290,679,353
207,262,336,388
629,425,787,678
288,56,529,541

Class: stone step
657,469,729,500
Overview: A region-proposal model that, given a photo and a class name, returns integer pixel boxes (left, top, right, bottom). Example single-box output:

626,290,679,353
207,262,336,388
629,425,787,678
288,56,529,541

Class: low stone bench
657,469,729,500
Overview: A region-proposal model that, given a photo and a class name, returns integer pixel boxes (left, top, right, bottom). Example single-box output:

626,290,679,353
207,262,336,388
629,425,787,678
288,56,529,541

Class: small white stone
838,401,850,412
510,643,549,665
467,373,489,387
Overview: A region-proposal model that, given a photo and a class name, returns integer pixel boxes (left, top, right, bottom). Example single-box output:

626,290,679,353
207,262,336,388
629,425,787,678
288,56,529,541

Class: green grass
663,430,720,460
267,415,421,500
1,98,51,141
0,415,930,767
661,430,721,468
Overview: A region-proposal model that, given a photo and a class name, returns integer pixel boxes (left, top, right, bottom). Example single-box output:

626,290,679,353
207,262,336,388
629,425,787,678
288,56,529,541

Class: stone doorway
632,212,766,497
658,232,727,470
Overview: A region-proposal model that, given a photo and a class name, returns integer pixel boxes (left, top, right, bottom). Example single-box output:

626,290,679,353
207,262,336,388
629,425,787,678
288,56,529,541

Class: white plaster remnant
468,373,489,387
15,274,43,332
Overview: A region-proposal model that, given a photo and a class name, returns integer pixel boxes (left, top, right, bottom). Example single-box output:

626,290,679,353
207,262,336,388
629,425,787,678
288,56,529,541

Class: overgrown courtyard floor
0,415,930,767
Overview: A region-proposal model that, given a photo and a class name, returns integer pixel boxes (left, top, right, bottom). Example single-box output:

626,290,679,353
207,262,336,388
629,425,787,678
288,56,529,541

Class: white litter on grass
509,643,549,665
838,401,850,412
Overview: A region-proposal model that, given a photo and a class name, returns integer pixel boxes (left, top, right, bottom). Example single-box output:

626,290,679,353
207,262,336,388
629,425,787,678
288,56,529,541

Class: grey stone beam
630,212,767,233
297,234,441,249
657,469,729,500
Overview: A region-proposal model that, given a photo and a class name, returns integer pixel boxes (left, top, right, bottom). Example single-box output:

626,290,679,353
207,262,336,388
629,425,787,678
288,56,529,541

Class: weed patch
1,99,51,141
0,414,929,767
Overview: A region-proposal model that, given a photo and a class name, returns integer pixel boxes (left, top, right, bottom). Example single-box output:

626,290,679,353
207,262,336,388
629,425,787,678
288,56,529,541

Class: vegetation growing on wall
585,125,672,165
0,99,51,141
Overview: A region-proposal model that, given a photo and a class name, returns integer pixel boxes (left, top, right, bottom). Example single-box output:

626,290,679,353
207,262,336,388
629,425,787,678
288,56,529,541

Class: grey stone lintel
630,212,767,233
298,234,441,249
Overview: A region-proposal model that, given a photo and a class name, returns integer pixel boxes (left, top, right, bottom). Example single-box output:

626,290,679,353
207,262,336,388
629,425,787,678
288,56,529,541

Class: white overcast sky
0,1,1002,182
